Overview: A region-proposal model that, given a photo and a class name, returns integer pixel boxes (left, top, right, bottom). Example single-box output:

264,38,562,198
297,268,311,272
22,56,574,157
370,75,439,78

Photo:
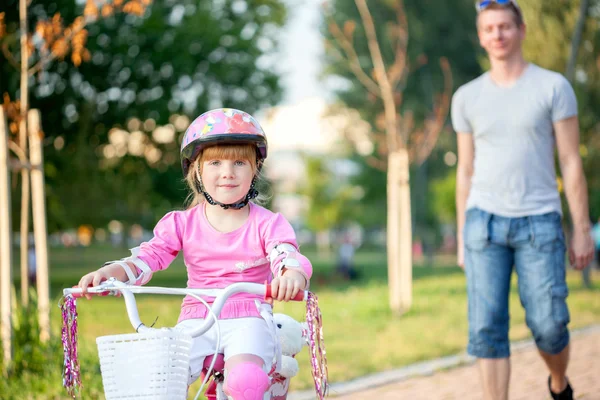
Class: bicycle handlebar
63,279,307,338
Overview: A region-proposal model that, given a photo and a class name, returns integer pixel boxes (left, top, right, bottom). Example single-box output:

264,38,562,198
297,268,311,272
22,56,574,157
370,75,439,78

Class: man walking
451,1,595,399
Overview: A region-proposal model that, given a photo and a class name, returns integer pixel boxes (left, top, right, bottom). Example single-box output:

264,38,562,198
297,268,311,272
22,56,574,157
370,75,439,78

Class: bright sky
276,0,325,105
256,1,359,158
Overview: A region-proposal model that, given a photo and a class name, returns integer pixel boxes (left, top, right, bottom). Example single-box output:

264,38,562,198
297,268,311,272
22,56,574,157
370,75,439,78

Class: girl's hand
270,269,306,302
77,263,127,300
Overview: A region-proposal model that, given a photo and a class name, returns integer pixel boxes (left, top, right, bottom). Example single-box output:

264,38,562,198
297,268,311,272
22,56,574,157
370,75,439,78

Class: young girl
77,108,312,400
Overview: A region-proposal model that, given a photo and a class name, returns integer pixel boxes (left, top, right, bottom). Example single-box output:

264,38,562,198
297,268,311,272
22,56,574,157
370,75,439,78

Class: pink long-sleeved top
136,202,312,323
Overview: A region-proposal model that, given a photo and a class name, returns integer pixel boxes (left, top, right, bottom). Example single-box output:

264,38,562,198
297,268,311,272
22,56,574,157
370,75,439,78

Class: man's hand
457,238,465,269
270,269,306,302
569,228,594,270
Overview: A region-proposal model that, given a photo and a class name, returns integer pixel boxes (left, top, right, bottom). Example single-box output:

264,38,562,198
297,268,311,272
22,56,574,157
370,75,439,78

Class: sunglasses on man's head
476,0,520,13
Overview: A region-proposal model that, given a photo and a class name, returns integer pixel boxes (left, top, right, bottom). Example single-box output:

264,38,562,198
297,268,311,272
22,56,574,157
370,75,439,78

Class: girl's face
198,145,257,205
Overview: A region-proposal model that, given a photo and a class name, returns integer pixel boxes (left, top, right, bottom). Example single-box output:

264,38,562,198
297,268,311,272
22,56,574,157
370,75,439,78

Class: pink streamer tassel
305,292,329,399
60,295,82,398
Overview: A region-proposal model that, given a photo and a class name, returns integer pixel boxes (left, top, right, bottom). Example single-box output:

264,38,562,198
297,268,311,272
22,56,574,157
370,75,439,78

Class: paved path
290,325,600,400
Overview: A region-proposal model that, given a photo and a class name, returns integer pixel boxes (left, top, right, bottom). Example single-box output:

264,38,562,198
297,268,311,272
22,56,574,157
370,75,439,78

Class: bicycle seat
201,354,226,400
202,353,226,376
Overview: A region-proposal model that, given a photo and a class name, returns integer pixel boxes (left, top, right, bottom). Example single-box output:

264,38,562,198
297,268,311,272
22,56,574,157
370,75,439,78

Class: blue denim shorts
464,208,570,358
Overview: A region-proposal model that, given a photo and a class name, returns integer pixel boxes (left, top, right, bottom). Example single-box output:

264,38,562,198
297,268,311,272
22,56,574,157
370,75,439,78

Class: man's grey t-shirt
451,63,578,217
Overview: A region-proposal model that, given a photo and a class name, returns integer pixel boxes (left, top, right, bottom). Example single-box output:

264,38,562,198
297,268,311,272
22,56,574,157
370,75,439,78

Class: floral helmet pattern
180,108,268,177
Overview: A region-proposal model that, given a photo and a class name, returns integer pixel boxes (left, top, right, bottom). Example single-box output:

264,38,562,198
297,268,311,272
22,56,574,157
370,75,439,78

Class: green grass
9,245,600,398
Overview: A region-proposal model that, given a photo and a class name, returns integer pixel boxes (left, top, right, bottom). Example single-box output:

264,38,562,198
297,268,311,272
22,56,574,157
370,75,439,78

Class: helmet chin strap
194,175,259,210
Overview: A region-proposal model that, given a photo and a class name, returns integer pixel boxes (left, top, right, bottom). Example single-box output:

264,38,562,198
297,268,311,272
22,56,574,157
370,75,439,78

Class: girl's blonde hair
184,144,270,208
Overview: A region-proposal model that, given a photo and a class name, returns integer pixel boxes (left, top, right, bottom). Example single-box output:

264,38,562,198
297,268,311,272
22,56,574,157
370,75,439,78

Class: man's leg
477,358,510,400
464,209,514,400
515,212,572,398
539,344,569,393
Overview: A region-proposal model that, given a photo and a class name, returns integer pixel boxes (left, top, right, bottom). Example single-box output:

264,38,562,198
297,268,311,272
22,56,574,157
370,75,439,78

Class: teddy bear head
273,313,308,356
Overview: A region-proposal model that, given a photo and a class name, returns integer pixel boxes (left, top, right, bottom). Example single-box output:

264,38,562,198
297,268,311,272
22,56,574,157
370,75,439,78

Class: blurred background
1,0,599,398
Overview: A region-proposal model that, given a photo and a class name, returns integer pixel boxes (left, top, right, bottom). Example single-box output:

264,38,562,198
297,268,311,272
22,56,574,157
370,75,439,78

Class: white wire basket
96,329,193,400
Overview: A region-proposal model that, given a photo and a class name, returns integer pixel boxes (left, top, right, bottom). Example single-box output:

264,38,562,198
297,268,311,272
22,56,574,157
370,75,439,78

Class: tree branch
29,0,148,76
2,40,20,70
369,131,388,156
355,0,400,151
28,16,89,76
326,20,381,97
566,0,590,82
8,139,30,169
414,57,453,165
387,1,409,89
366,155,387,171
371,132,387,148
399,109,414,146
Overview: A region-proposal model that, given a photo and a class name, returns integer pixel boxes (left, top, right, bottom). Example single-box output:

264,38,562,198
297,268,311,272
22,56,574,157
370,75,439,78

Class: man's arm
456,132,475,268
555,115,594,270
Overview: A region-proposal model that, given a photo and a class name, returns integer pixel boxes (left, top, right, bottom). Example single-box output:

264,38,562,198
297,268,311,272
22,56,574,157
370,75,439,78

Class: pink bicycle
60,279,328,400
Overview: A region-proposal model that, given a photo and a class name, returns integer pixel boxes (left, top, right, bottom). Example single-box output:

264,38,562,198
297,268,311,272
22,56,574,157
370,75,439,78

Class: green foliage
1,0,287,231
0,291,66,397
299,154,359,232
430,169,457,225
520,1,581,72
347,156,387,228
4,291,59,376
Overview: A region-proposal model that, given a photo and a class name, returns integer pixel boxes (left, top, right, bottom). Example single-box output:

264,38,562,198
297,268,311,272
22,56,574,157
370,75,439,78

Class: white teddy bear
273,313,308,378
270,313,308,400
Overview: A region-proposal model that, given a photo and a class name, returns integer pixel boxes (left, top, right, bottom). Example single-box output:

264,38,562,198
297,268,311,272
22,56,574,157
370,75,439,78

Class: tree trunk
29,110,50,343
387,149,412,315
0,108,13,367
19,173,30,305
19,0,30,307
566,0,590,82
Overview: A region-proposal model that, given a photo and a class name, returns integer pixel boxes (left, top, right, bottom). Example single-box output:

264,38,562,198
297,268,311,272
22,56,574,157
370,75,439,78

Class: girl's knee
224,362,270,400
